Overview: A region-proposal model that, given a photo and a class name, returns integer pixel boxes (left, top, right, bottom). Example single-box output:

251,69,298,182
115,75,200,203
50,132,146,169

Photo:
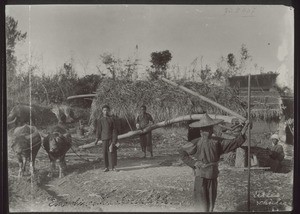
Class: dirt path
8,128,294,212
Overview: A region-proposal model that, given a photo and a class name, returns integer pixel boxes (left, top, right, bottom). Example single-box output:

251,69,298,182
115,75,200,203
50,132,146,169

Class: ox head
41,132,71,153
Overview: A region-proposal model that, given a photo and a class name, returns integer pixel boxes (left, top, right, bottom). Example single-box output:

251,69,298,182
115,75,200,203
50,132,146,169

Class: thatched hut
89,74,293,167
89,78,243,133
227,73,294,132
227,73,279,91
89,74,287,135
226,73,294,167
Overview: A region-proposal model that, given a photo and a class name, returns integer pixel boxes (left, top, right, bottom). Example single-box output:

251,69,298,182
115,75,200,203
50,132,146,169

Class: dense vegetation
6,15,292,125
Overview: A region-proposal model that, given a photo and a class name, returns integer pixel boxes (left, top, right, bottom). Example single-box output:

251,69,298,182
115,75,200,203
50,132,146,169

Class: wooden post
235,147,247,168
247,74,251,211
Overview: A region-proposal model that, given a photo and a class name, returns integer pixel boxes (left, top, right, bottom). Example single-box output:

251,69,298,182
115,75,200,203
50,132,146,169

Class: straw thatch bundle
89,78,282,133
228,73,279,90
237,90,282,121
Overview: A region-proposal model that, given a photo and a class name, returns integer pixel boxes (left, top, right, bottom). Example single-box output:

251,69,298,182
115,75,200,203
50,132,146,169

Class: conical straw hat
189,113,223,128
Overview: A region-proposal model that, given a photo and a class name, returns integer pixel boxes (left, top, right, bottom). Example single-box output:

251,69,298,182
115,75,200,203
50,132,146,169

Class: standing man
136,105,154,158
178,113,250,212
95,105,118,172
268,134,285,172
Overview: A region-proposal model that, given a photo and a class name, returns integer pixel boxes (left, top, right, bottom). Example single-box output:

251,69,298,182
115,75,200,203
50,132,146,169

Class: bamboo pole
78,113,237,149
67,94,96,100
160,77,246,121
247,74,251,211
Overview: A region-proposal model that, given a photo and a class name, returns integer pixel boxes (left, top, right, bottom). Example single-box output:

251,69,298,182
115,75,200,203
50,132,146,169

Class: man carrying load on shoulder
178,113,250,212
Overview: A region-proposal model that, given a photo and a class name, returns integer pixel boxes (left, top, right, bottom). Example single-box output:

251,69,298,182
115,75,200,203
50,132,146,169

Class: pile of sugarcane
90,79,244,123
89,78,282,129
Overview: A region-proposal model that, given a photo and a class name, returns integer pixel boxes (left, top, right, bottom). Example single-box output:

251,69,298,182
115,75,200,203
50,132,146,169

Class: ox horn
63,133,72,144
63,133,71,139
39,132,49,138
53,131,61,136
7,117,17,125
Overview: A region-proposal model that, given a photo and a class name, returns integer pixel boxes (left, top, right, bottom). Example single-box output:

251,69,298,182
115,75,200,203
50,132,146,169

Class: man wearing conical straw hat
179,113,250,212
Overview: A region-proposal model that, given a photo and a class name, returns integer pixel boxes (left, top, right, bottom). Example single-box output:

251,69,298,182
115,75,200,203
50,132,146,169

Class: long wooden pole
160,77,246,121
78,113,237,149
67,94,96,100
247,74,251,211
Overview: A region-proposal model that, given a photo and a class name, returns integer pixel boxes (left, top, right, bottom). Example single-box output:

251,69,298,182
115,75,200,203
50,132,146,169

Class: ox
10,125,41,178
41,125,72,178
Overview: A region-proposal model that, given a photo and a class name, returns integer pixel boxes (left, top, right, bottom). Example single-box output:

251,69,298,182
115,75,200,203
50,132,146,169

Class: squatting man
268,133,284,172
179,113,250,212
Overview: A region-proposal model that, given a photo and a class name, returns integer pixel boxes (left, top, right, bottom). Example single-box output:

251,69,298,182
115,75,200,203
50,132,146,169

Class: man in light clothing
136,105,154,158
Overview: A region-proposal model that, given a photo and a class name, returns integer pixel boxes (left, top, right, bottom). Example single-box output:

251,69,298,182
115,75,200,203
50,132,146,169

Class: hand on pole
241,120,250,135
194,161,204,169
109,144,113,152
136,123,140,130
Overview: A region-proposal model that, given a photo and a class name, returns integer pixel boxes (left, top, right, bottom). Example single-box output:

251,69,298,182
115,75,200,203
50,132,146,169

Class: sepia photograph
5,4,294,212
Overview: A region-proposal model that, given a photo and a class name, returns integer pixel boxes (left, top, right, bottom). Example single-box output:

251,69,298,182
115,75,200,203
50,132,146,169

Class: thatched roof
227,73,279,91
236,89,282,121
90,78,283,130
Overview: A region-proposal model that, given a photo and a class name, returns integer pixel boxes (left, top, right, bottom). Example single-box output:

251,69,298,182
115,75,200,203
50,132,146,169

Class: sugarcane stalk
160,77,246,121
78,113,237,149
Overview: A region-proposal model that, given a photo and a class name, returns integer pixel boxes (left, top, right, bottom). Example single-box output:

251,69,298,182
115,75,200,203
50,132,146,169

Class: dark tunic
179,133,246,211
96,116,117,141
96,116,118,169
270,144,284,161
269,144,285,172
136,113,154,153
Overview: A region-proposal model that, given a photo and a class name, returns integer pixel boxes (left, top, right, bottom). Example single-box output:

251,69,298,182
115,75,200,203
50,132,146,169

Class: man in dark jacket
95,105,118,172
179,113,250,212
136,105,154,158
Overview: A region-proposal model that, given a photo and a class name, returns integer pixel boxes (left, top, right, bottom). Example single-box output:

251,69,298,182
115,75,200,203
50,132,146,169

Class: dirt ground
7,126,294,212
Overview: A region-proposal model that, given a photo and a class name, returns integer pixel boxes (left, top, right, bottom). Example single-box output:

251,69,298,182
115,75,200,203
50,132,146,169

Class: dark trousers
270,158,282,172
102,140,117,169
194,176,218,212
139,132,152,153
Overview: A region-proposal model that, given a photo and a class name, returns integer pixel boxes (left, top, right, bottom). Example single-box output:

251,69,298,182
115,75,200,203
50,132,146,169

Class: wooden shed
227,73,294,167
228,73,282,121
227,73,279,91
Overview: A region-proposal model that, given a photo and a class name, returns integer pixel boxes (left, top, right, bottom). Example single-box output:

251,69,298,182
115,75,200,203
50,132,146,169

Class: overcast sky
6,5,294,88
